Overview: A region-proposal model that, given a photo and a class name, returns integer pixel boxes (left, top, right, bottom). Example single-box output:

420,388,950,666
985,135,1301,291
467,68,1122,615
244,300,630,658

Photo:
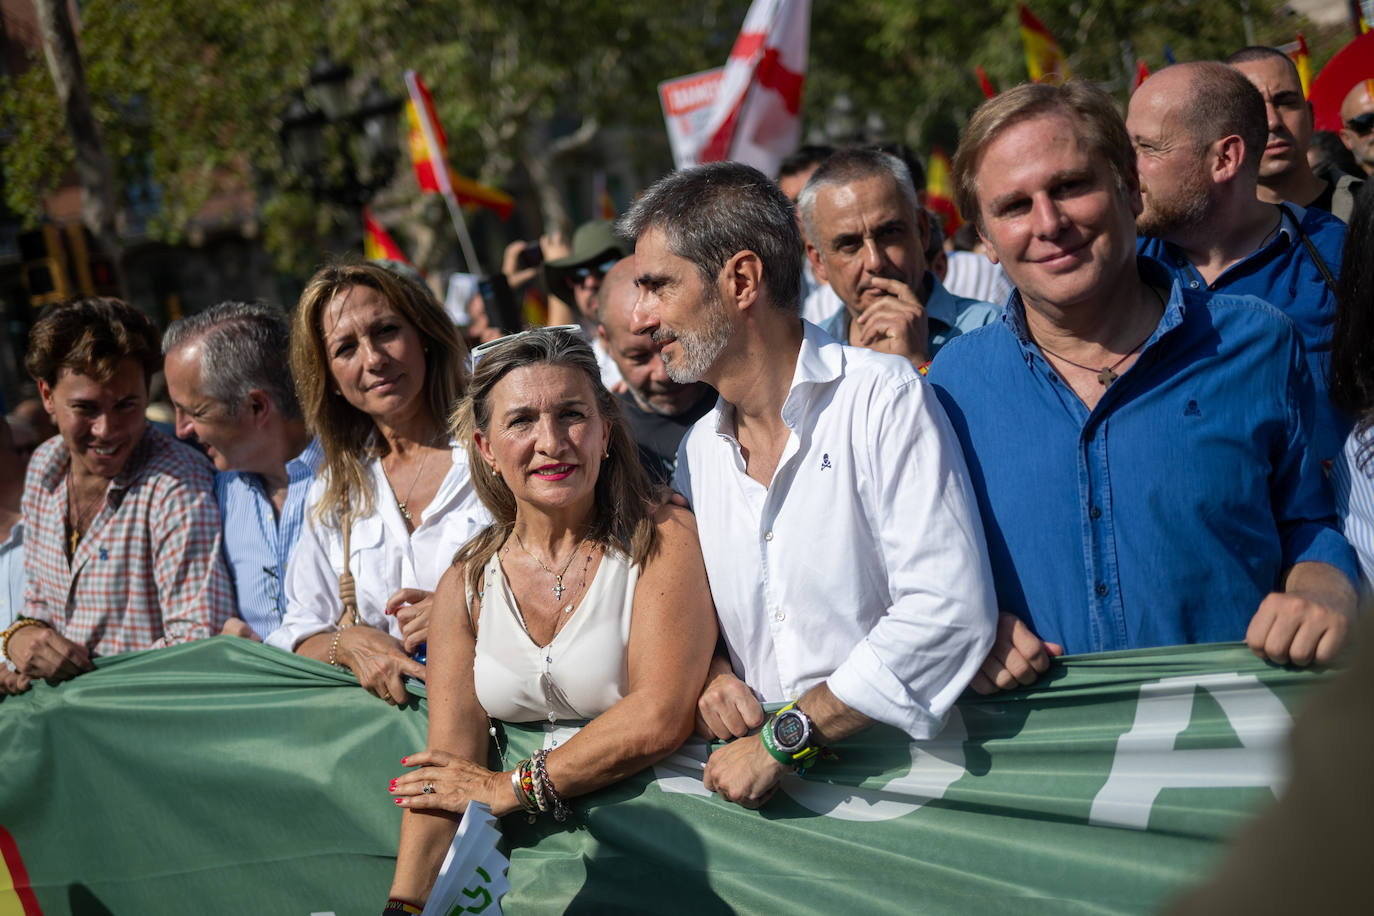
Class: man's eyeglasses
569,258,618,286
470,325,582,364
1344,112,1374,137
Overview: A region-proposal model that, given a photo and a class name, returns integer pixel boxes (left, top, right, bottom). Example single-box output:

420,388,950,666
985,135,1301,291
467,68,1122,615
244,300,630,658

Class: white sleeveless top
470,546,638,723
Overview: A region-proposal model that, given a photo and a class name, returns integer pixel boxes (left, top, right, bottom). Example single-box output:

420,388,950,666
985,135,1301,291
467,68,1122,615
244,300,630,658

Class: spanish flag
362,207,410,263
522,286,549,328
1292,32,1313,98
1131,59,1151,94
975,65,997,100
1,825,40,915
926,147,961,235
1019,4,1071,85
593,171,617,220
404,71,515,220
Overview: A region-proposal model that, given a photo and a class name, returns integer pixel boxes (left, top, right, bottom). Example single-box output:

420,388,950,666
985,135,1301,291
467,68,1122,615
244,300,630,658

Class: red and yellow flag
1292,32,1313,98
362,207,410,263
593,171,617,221
448,172,515,221
1131,59,1151,94
974,65,997,100
404,71,515,220
1019,4,1071,85
1,825,40,915
925,147,961,235
522,286,549,328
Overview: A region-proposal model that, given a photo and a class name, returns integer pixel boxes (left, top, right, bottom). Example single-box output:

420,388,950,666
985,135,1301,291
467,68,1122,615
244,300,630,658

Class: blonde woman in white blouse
266,262,488,705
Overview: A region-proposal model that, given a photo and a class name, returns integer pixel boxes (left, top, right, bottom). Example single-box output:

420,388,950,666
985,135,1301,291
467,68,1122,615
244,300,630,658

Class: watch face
773,711,808,751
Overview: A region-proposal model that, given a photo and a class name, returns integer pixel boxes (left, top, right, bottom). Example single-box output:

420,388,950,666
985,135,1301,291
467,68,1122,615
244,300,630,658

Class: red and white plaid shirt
22,425,233,656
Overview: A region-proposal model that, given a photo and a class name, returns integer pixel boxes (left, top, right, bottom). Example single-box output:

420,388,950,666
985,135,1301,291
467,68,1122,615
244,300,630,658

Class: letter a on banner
694,0,810,177
1089,673,1293,830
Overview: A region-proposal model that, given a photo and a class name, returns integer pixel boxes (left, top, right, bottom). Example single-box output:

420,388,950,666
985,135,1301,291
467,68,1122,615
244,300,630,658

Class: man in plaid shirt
1,298,232,684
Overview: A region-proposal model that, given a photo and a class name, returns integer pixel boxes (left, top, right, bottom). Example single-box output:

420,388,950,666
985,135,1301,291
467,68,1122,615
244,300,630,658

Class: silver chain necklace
514,532,588,601
385,432,442,524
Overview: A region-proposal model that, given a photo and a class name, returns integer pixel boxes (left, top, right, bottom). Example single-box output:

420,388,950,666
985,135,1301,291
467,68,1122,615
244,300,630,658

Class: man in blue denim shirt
1129,63,1350,465
928,80,1357,694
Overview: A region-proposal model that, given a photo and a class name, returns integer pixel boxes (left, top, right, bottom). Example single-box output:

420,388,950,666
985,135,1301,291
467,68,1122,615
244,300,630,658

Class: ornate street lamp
277,52,404,209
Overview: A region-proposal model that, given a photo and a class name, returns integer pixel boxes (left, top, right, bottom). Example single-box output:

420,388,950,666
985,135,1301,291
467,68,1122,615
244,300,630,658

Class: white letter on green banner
1089,672,1292,830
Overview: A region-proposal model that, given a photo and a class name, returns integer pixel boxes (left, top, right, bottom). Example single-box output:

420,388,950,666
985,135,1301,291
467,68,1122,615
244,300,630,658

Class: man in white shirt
619,161,996,808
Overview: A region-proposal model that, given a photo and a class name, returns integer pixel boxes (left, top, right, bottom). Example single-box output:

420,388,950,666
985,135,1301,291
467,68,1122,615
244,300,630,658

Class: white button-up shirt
268,443,490,651
674,322,996,738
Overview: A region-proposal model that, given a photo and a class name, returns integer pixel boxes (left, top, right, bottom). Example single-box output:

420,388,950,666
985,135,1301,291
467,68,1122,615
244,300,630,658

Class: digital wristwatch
760,702,820,771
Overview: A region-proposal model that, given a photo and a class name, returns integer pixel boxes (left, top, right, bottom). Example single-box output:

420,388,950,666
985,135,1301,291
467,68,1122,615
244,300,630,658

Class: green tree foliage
0,0,741,274
806,0,1333,154
0,0,1348,274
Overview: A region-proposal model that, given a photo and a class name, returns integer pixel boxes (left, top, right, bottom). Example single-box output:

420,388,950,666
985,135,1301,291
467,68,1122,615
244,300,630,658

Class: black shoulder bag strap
1278,203,1339,296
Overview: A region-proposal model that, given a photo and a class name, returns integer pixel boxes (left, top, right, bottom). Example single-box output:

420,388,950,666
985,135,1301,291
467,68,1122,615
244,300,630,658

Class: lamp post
278,52,404,222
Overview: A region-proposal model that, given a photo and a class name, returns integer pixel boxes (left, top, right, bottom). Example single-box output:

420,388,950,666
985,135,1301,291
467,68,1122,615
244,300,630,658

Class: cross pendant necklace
1036,340,1147,388
515,532,586,601
66,469,108,558
1033,285,1165,388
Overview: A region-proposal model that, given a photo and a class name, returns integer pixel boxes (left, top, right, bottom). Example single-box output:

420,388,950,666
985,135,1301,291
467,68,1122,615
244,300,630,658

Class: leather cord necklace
1033,285,1165,388
1036,336,1151,388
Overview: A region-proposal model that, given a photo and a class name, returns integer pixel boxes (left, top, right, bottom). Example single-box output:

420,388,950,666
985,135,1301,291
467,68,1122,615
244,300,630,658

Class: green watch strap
761,705,822,769
760,714,796,765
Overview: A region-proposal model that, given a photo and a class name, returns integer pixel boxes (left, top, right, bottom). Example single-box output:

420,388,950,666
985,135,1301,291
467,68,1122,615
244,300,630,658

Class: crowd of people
1,50,1372,912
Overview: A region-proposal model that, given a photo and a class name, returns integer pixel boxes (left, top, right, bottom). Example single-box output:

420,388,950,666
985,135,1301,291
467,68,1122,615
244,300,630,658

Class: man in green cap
544,219,629,388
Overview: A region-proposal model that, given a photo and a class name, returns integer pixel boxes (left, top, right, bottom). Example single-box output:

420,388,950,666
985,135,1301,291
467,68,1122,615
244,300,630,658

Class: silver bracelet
532,748,570,822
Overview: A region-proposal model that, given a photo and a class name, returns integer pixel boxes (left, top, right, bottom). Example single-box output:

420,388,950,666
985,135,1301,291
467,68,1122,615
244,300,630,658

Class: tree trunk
33,0,126,298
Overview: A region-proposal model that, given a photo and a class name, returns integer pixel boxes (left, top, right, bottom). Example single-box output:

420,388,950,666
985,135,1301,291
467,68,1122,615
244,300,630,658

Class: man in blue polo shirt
164,302,321,642
799,148,999,366
928,80,1357,694
1129,62,1350,464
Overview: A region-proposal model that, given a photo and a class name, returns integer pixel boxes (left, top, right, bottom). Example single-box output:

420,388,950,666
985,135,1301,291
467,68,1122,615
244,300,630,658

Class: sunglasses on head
470,325,582,364
1345,112,1374,136
569,258,618,285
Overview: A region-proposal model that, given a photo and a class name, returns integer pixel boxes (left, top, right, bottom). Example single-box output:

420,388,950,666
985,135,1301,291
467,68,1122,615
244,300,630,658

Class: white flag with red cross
692,0,809,176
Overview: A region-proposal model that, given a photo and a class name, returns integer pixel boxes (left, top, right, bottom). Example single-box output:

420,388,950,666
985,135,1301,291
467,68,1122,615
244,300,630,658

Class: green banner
0,638,1324,914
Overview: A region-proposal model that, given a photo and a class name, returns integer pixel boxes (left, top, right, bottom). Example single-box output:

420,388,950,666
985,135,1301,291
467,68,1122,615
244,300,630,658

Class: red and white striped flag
695,0,810,176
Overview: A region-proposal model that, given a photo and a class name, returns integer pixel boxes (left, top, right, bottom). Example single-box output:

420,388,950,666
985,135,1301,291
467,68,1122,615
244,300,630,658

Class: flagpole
405,70,484,275
440,188,483,276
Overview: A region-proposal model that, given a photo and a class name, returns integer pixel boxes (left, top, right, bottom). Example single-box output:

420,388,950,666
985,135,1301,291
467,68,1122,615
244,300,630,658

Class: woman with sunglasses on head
264,262,489,705
383,328,716,912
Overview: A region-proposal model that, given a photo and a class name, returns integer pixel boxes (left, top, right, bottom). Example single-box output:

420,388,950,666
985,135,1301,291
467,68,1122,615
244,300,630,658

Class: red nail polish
401,757,408,765
394,798,403,805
